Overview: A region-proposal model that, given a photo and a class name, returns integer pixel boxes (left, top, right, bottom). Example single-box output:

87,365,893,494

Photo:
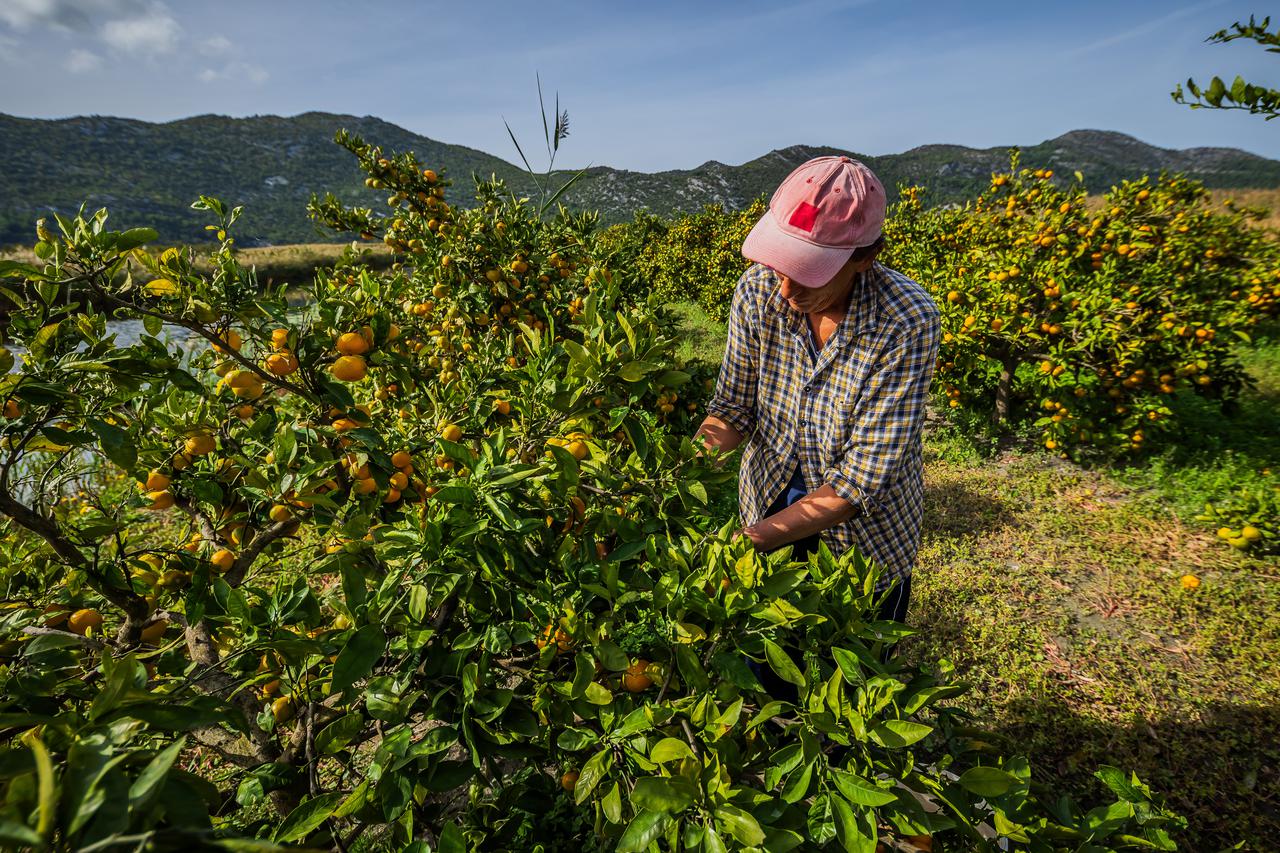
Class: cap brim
741,209,854,288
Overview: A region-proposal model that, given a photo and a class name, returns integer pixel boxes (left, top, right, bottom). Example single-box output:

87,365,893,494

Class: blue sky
0,0,1275,172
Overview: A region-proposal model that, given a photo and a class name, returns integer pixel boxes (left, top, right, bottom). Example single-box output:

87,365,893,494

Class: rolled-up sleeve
824,320,940,516
706,277,759,437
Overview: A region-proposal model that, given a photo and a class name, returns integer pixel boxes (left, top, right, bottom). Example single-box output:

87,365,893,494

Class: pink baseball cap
741,155,886,287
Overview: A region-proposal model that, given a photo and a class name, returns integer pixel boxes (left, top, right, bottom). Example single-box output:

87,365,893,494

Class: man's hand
693,416,744,464
738,484,860,552
732,524,766,549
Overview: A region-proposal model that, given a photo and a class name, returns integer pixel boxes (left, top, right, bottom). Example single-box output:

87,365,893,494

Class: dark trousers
761,487,913,627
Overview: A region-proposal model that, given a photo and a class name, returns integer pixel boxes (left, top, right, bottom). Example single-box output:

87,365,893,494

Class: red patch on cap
788,201,819,233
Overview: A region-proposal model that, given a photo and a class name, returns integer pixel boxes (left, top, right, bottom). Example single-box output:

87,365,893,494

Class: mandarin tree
885,153,1278,455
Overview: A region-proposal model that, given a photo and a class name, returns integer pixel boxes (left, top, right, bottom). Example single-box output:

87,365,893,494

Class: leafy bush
1197,481,1280,553
599,198,765,323
0,137,1189,851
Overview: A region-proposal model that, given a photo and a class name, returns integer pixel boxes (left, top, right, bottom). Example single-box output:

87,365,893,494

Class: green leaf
676,645,710,691
832,647,867,686
557,728,597,752
63,739,122,836
619,360,658,382
901,684,965,715
128,737,185,811
650,738,695,763
806,795,837,846
762,638,805,687
712,653,765,691
621,416,648,461
316,715,363,755
869,719,932,748
0,820,41,847
333,780,369,819
115,227,159,252
27,322,61,360
765,743,804,790
683,481,709,508
831,795,877,853
703,826,729,853
431,484,473,505
437,823,466,853
583,682,613,705
829,769,897,807
330,624,384,698
88,653,138,721
88,417,136,470
274,791,343,842
957,766,1019,798
571,653,595,699
602,781,623,824
1094,766,1149,804
23,732,56,840
715,803,765,846
657,369,691,387
631,776,698,813
0,260,42,280
616,810,671,852
574,748,613,804
615,311,637,351
483,493,522,529
781,759,814,804
595,639,629,671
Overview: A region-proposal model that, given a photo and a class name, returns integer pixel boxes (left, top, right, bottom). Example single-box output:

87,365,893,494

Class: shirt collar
766,262,882,341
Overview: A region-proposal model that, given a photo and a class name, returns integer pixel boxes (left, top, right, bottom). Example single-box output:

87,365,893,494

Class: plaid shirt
708,262,940,590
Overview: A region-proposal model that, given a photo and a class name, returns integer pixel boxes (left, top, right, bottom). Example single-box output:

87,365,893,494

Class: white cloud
198,34,232,56
198,61,269,85
1,0,76,30
65,48,102,73
100,3,180,54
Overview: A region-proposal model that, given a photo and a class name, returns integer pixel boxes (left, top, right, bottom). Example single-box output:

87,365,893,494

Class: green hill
3,112,1278,246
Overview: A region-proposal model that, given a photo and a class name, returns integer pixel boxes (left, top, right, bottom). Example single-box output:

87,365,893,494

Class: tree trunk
994,351,1017,426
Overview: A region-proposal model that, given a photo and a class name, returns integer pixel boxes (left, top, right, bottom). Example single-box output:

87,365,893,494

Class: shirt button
799,419,808,427
803,385,811,393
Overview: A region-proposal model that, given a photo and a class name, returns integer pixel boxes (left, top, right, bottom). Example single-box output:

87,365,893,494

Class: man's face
776,248,879,314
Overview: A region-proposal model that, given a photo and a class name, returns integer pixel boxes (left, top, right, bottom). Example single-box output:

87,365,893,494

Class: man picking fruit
695,156,940,625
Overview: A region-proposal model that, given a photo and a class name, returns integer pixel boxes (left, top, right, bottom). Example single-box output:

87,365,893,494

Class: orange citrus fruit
67,608,104,636
331,355,367,382
623,659,653,692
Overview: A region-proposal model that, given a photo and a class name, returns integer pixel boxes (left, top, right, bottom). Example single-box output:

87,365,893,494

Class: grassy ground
669,299,1280,849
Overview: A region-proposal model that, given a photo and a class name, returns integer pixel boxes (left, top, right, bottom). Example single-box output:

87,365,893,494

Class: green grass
670,298,1280,848
663,300,727,369
908,450,1279,848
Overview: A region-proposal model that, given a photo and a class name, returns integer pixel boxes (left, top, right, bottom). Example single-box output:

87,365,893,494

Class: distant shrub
600,198,766,322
